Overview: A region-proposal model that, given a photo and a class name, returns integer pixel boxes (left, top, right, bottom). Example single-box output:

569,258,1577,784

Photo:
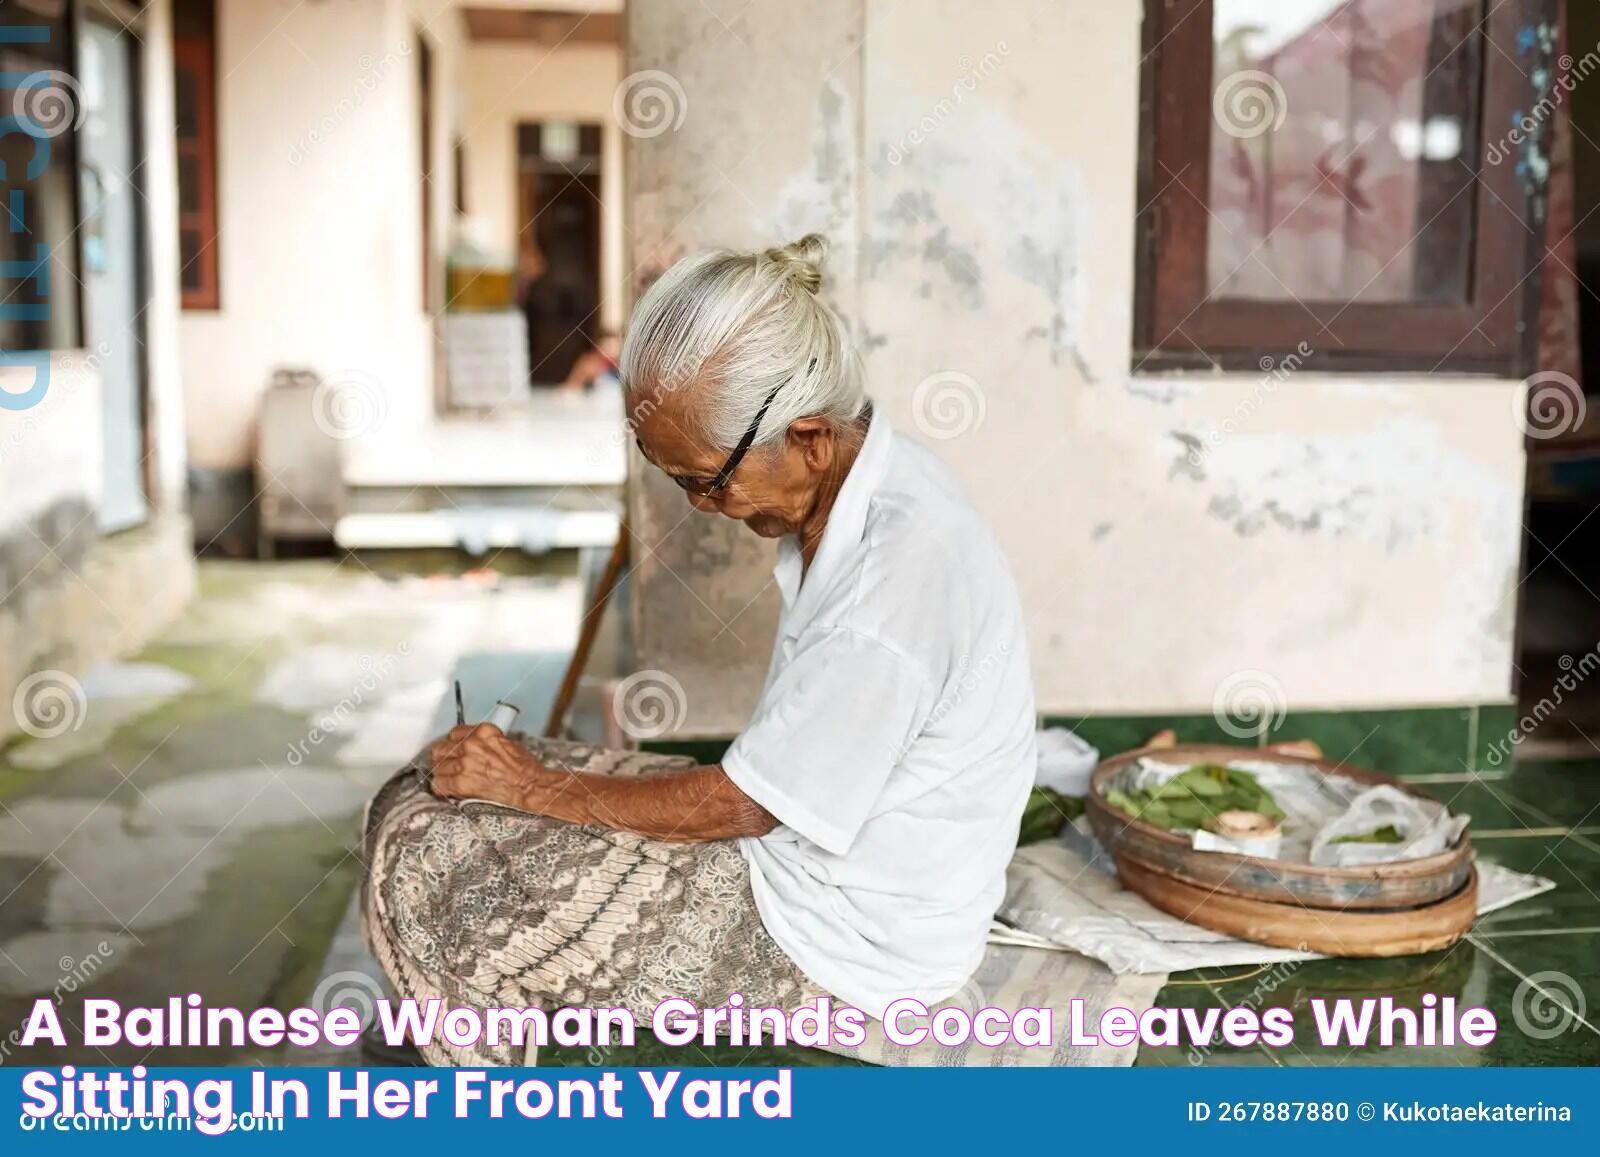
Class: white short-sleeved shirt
722,409,1036,1019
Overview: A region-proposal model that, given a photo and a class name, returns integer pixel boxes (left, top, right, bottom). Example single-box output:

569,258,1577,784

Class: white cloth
723,410,1036,1019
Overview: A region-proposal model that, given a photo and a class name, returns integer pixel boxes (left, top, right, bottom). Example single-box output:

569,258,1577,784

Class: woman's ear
786,417,836,471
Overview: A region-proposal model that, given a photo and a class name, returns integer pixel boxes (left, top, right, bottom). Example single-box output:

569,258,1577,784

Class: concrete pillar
624,0,864,736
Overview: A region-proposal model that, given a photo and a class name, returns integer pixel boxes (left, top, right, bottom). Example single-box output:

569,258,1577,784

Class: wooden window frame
418,30,435,314
173,6,219,310
1134,0,1554,376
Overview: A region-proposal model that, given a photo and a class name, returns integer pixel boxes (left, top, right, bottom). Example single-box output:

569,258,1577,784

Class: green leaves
1329,823,1404,845
1018,786,1086,846
1102,764,1284,832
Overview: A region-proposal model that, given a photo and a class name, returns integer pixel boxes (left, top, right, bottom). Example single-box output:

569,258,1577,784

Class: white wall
458,38,625,332
180,0,463,471
626,0,1527,735
0,359,103,534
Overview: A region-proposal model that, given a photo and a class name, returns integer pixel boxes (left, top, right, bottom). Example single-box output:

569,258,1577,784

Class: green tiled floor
1500,760,1600,828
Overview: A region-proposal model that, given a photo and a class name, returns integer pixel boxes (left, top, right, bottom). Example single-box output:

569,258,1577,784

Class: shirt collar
773,406,893,626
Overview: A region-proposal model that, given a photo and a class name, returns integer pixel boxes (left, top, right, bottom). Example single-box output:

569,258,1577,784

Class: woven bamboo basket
1086,744,1474,912
1116,856,1479,956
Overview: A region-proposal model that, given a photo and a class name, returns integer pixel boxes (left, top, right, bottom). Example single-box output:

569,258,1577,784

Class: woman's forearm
518,762,777,843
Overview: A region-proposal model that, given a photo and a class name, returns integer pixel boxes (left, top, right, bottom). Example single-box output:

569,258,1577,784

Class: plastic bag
1309,785,1468,866
1035,727,1099,796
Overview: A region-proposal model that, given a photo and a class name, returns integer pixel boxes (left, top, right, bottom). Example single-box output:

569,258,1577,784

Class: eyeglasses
636,369,797,497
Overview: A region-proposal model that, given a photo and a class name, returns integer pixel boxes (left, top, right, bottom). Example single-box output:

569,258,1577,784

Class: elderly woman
361,235,1036,1065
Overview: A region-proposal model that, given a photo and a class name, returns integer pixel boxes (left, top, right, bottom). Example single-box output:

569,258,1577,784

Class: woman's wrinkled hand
428,723,537,807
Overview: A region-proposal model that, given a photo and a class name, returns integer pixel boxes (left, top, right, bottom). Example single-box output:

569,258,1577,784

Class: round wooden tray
1115,855,1479,956
1086,744,1473,911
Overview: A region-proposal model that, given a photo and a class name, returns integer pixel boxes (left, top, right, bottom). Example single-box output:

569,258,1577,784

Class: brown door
516,122,602,385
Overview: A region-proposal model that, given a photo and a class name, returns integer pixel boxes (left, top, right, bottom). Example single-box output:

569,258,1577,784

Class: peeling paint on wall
764,76,860,251
627,0,867,735
1007,218,1080,368
1127,378,1201,406
1168,432,1206,481
864,105,1086,366
861,191,985,309
1166,418,1513,554
1161,414,1521,682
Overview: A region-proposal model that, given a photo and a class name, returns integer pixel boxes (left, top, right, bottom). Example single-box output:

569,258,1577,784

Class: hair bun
765,233,827,294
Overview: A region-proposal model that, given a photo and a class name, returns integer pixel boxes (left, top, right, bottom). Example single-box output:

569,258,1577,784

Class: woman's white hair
621,233,866,450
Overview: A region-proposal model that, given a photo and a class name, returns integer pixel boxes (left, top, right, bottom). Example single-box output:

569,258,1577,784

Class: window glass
1206,0,1480,305
173,0,218,308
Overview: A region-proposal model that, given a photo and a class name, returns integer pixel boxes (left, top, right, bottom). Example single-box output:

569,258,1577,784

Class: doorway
77,3,149,532
1513,1,1600,758
516,121,603,385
